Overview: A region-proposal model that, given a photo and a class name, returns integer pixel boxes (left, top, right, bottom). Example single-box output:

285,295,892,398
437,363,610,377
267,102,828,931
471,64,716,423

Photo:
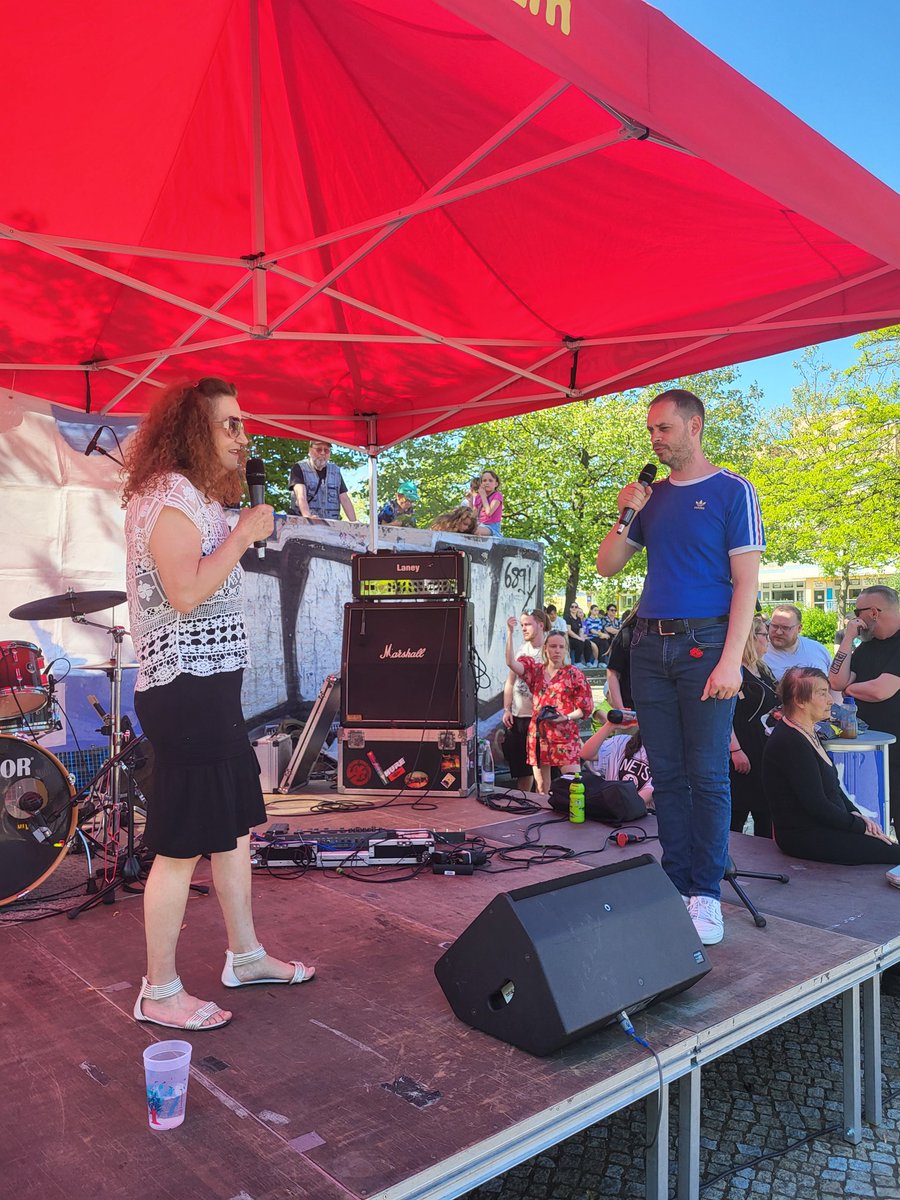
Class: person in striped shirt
595,389,764,947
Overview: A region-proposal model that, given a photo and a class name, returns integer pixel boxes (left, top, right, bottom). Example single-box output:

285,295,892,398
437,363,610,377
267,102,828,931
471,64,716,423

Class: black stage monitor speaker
342,601,475,728
434,855,711,1056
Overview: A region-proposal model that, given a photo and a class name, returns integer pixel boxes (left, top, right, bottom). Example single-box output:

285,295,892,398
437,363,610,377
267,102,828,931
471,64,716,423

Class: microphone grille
637,463,658,486
245,457,266,485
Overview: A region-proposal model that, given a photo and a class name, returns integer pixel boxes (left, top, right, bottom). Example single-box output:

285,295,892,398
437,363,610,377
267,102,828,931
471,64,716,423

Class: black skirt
134,669,266,858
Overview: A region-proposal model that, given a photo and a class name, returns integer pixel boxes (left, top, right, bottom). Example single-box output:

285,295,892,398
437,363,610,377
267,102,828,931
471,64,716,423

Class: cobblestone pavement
465,979,900,1200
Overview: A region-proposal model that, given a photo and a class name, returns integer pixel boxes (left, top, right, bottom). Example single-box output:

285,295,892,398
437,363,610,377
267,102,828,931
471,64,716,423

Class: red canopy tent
3,0,899,451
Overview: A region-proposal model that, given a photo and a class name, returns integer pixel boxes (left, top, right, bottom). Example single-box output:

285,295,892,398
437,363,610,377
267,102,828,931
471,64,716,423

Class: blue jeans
630,620,735,899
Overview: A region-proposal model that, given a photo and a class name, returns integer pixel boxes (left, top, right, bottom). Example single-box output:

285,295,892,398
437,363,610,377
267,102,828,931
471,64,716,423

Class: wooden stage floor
2,789,897,1200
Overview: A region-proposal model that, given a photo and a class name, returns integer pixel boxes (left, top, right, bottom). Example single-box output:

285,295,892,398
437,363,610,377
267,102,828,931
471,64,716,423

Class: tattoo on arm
830,650,848,674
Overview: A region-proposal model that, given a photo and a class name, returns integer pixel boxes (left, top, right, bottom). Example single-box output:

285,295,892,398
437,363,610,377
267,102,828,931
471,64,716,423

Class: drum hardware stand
723,855,789,929
68,733,210,918
71,617,129,815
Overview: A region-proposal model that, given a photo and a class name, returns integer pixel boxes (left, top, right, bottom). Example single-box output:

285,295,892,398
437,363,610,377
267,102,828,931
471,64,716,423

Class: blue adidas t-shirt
627,470,765,618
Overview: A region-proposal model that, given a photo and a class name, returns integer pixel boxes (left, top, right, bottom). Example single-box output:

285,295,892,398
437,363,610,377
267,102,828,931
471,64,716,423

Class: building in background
758,563,897,614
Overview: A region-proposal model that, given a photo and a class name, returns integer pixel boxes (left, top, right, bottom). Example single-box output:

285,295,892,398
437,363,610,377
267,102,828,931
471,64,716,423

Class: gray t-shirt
763,634,831,680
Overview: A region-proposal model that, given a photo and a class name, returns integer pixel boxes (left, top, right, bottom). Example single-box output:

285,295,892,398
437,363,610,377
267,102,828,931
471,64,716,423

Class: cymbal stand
72,616,128,814
68,732,149,917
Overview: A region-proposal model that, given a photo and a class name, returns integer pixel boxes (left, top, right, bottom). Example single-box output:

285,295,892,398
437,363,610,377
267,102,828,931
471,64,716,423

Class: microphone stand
91,445,125,467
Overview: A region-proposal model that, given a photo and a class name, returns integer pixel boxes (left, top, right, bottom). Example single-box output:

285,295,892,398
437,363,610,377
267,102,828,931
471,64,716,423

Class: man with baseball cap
289,440,357,522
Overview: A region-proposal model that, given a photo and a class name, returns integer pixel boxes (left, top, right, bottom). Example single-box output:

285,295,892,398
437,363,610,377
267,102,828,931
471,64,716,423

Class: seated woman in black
762,666,900,866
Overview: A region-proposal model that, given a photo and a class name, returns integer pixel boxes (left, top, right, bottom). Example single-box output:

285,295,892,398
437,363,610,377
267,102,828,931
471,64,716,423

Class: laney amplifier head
351,550,469,600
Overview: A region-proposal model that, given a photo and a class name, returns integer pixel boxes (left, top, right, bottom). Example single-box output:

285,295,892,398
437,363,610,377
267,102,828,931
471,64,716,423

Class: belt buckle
657,619,675,636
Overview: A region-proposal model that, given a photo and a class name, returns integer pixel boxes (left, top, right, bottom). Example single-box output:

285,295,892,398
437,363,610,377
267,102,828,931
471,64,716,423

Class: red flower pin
689,647,704,658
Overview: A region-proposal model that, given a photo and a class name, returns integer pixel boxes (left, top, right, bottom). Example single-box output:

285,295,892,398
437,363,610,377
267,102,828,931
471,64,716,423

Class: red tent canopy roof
2,0,899,448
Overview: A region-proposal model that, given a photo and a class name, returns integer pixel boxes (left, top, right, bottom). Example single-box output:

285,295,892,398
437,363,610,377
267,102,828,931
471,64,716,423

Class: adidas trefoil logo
694,499,706,510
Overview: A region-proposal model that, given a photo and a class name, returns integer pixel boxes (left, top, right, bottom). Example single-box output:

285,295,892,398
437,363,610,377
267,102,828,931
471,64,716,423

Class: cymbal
79,660,139,672
9,589,127,621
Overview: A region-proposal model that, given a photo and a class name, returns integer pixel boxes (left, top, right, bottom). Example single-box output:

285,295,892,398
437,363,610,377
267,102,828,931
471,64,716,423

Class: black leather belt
636,616,730,636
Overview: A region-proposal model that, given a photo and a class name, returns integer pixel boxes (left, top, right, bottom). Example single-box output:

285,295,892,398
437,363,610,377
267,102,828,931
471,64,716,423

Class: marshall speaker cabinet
341,600,475,728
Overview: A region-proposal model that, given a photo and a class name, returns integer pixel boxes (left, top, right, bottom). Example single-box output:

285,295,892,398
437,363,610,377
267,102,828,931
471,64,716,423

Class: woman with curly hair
430,505,490,535
124,378,314,1033
505,617,594,793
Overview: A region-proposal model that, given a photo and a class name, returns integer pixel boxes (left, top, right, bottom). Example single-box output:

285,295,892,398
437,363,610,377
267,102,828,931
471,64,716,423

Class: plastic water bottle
841,696,859,740
569,771,585,823
480,739,495,796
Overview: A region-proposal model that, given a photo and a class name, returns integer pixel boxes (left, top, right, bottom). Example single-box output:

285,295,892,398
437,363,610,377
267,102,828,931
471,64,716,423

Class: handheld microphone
84,426,106,456
615,463,657,535
607,709,638,725
246,457,267,559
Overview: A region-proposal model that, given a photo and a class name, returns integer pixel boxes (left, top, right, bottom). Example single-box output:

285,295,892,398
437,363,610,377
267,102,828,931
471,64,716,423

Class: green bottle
569,771,585,823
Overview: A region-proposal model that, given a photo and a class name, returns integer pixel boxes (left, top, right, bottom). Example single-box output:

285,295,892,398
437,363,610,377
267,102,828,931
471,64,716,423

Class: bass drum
0,736,76,907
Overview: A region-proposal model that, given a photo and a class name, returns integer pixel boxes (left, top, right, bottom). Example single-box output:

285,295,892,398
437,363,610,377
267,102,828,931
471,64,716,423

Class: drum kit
0,587,147,910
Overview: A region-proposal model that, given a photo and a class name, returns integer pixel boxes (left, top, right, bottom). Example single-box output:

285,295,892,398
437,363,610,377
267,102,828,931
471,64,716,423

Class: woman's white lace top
125,473,249,691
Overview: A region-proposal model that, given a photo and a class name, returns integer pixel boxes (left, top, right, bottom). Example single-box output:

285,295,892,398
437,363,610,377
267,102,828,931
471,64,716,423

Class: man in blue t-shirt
596,389,764,947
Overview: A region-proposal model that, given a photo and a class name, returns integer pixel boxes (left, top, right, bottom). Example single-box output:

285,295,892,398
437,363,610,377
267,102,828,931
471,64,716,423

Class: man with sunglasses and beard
829,586,900,830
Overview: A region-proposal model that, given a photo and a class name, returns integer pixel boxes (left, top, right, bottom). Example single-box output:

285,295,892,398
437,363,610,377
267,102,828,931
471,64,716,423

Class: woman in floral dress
505,617,594,792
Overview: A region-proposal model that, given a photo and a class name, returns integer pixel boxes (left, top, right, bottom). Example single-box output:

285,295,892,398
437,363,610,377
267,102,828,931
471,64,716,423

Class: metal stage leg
677,1068,701,1200
842,984,863,1144
862,975,882,1126
645,1080,670,1200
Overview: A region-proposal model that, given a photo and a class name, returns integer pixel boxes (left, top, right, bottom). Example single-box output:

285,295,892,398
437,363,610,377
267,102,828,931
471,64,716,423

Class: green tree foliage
793,605,838,648
379,368,763,603
747,344,899,614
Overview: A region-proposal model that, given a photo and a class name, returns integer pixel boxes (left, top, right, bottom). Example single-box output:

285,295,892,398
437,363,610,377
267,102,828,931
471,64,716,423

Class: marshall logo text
380,644,427,660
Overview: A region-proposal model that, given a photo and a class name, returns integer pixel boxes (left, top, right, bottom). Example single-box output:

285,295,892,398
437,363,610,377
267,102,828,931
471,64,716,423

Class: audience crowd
501,592,900,877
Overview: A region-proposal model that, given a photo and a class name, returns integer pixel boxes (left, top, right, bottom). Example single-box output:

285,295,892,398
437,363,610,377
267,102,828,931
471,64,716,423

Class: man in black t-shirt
830,585,900,827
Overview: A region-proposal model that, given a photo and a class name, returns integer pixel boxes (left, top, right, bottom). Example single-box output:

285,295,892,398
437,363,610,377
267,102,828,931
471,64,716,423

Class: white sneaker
681,894,692,908
689,896,724,945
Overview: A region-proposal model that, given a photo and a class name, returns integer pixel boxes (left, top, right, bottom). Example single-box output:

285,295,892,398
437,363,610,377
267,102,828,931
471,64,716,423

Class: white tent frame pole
392,348,572,447
104,278,254,411
266,82,572,332
262,129,631,269
579,264,897,396
268,263,568,390
265,132,632,329
367,423,379,553
249,0,267,331
0,224,253,334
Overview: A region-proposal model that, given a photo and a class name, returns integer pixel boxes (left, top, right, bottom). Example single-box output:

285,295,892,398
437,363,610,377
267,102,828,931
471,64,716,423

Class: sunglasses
854,606,880,618
215,416,246,438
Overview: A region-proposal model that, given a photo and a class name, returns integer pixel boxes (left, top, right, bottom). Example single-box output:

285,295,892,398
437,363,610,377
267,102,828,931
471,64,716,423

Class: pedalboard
250,826,435,870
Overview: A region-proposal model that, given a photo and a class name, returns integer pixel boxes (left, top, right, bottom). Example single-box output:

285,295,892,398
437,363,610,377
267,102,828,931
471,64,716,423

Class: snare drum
0,735,76,906
0,641,49,720
0,699,61,740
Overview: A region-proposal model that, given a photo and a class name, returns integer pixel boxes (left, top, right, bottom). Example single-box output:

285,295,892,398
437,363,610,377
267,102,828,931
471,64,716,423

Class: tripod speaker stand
723,854,789,929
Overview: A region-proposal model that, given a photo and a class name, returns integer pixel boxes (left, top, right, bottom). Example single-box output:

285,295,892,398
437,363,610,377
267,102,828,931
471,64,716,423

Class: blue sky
653,1,900,408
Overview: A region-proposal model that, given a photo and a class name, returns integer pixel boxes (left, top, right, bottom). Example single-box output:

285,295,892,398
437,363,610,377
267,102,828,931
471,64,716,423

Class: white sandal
133,975,231,1030
221,944,315,988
